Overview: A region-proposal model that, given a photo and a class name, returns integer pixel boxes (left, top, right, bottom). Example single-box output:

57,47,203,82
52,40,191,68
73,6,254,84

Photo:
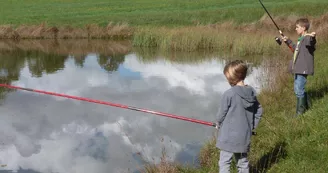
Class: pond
0,40,267,173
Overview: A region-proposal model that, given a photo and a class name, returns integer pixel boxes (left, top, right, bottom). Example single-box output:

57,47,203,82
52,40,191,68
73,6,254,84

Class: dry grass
0,12,327,44
132,12,328,54
140,148,179,173
132,25,281,56
0,22,134,39
198,136,218,169
0,25,19,39
0,39,132,57
0,13,327,58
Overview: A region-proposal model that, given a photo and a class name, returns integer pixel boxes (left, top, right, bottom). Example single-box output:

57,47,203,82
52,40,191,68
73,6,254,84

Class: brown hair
296,18,310,31
223,60,248,86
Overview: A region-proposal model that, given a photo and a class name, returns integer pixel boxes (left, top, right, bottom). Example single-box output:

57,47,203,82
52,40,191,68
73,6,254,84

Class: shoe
304,92,311,109
295,96,307,117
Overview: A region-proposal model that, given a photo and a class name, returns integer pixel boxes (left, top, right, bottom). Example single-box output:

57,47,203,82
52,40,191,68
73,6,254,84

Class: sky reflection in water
0,50,265,173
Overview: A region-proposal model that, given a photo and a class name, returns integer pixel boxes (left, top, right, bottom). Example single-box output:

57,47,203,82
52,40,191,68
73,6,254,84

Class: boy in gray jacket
216,60,263,173
281,18,316,116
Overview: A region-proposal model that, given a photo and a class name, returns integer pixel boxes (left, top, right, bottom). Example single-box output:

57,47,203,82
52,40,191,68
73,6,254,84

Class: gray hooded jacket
286,35,316,75
216,85,263,153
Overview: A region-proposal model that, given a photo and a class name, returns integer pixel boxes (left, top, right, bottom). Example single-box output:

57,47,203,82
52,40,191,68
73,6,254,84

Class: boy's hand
280,35,288,42
215,123,220,130
306,32,316,37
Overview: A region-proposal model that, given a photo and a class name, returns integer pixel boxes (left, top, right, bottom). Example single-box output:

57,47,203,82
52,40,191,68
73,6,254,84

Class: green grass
264,42,328,173
1,0,328,27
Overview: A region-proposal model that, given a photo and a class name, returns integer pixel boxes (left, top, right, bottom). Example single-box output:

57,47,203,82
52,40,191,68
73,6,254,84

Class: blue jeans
294,74,307,98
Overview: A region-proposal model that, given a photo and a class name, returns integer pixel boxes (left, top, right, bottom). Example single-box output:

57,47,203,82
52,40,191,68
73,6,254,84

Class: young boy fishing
280,18,316,116
216,60,263,173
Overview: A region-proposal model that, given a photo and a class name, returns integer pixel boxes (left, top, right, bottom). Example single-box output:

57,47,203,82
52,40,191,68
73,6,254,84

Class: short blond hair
223,60,248,86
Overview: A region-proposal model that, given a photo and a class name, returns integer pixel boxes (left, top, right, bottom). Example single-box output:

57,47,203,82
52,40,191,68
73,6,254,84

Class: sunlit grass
1,0,328,27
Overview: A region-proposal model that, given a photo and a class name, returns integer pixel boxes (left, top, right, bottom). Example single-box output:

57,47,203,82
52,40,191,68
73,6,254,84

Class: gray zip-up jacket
286,35,316,75
216,85,263,153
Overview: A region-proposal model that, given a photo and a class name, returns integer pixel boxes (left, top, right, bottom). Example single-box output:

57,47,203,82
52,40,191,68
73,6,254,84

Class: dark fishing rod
0,84,217,127
258,0,294,52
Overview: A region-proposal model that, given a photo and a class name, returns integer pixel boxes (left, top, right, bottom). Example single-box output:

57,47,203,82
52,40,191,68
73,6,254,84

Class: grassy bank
1,0,328,56
1,13,327,56
265,42,328,173
1,12,327,56
131,12,328,54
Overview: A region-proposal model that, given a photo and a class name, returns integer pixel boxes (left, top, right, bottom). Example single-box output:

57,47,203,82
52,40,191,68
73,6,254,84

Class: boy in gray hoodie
216,60,263,173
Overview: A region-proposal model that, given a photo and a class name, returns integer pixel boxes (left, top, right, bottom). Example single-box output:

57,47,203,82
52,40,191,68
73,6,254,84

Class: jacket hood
232,85,257,108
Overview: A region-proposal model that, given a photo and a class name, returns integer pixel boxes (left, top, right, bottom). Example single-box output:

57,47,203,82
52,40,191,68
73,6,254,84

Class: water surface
0,40,266,173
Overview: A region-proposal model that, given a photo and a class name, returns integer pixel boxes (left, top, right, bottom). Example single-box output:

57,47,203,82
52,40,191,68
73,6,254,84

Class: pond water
0,40,267,173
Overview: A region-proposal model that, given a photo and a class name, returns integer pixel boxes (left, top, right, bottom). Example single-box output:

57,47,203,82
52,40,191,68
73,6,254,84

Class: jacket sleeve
216,92,231,127
286,39,296,52
253,98,263,129
304,35,316,47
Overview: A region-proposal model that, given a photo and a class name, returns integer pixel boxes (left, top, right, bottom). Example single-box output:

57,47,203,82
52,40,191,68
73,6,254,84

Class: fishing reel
275,36,282,45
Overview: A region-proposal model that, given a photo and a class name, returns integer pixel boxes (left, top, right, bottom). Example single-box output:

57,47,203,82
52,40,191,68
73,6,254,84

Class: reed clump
132,25,280,56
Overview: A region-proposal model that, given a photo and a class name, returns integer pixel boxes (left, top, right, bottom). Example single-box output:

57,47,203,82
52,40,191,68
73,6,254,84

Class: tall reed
132,26,281,56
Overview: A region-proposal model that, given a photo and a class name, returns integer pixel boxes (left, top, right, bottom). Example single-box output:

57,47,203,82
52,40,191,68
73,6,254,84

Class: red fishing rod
0,84,217,127
258,0,294,52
